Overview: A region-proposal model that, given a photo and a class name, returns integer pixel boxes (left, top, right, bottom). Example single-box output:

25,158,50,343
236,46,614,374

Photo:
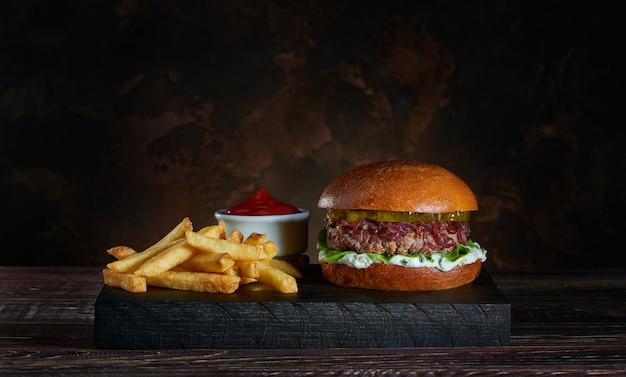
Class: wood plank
95,265,510,349
1,348,625,376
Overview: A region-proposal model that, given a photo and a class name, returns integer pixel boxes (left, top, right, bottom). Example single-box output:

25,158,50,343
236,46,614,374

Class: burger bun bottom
321,260,482,291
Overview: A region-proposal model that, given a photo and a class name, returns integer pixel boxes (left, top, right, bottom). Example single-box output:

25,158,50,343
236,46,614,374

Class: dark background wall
1,0,624,271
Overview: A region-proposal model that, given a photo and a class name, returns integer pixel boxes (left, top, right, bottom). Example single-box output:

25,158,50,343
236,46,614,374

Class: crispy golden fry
102,268,147,293
239,277,257,284
268,259,303,278
146,271,240,294
197,224,220,238
134,241,196,277
170,265,190,272
260,240,278,260
106,245,136,260
226,229,244,244
235,261,259,279
243,234,277,260
217,220,227,239
107,238,184,273
257,262,298,294
152,217,193,246
179,252,235,273
185,230,267,261
243,232,267,245
220,267,238,276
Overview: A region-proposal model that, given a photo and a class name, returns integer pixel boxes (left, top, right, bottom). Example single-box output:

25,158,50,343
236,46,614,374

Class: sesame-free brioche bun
317,160,484,291
321,260,483,291
318,160,477,213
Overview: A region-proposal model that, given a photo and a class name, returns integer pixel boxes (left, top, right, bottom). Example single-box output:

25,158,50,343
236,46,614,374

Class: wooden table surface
1,266,625,376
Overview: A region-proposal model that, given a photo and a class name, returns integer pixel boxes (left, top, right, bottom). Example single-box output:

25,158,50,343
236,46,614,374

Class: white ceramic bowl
214,209,310,257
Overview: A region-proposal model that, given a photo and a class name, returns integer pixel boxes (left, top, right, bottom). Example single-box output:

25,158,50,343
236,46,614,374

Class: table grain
1,266,625,376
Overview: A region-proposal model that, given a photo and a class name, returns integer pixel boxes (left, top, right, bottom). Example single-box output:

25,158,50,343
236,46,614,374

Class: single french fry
185,230,267,261
239,277,257,284
257,262,298,293
198,225,220,238
260,241,278,260
106,245,136,260
268,258,303,278
179,252,235,273
217,220,227,239
146,271,240,294
151,217,193,247
134,242,196,277
102,268,147,293
106,238,184,273
235,261,259,279
243,232,267,245
227,229,244,243
220,267,238,276
170,265,190,272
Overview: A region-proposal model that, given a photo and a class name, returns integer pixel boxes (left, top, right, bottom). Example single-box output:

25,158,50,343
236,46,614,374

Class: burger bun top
318,160,478,213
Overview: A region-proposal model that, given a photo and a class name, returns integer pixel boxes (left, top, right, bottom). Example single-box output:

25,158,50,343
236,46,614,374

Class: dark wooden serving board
94,265,510,349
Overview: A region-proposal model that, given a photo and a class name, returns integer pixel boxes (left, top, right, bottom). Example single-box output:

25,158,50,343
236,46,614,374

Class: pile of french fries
102,217,301,294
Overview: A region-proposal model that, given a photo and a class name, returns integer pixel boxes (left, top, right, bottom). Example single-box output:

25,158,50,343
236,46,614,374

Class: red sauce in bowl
226,188,300,216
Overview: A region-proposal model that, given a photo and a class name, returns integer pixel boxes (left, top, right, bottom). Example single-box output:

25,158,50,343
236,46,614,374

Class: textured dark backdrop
1,0,624,271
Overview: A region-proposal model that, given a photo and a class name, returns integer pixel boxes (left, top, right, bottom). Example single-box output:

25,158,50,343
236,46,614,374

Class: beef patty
324,218,471,255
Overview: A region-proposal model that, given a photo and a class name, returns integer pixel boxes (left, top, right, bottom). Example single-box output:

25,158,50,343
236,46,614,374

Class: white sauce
319,242,487,272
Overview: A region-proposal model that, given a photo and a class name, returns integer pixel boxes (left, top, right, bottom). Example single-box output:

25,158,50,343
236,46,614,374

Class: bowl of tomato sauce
215,188,310,258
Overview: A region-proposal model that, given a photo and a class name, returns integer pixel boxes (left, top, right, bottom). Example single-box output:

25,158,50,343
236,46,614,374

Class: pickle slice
326,209,470,222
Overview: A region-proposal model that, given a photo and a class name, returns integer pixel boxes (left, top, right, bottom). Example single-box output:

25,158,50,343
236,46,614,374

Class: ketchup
226,188,300,216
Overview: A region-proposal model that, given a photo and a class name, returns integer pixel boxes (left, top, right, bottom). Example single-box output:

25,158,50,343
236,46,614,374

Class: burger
317,160,487,291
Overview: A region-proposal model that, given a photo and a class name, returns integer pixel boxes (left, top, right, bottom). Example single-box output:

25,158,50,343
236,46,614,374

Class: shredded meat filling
324,218,471,255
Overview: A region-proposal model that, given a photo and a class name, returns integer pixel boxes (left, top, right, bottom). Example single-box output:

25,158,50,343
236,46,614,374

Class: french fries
197,224,220,238
179,252,235,273
235,261,259,279
243,232,266,244
257,262,298,294
227,229,244,243
146,271,240,294
269,258,303,279
133,241,196,278
185,230,268,261
102,268,147,293
106,239,184,273
102,217,301,294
